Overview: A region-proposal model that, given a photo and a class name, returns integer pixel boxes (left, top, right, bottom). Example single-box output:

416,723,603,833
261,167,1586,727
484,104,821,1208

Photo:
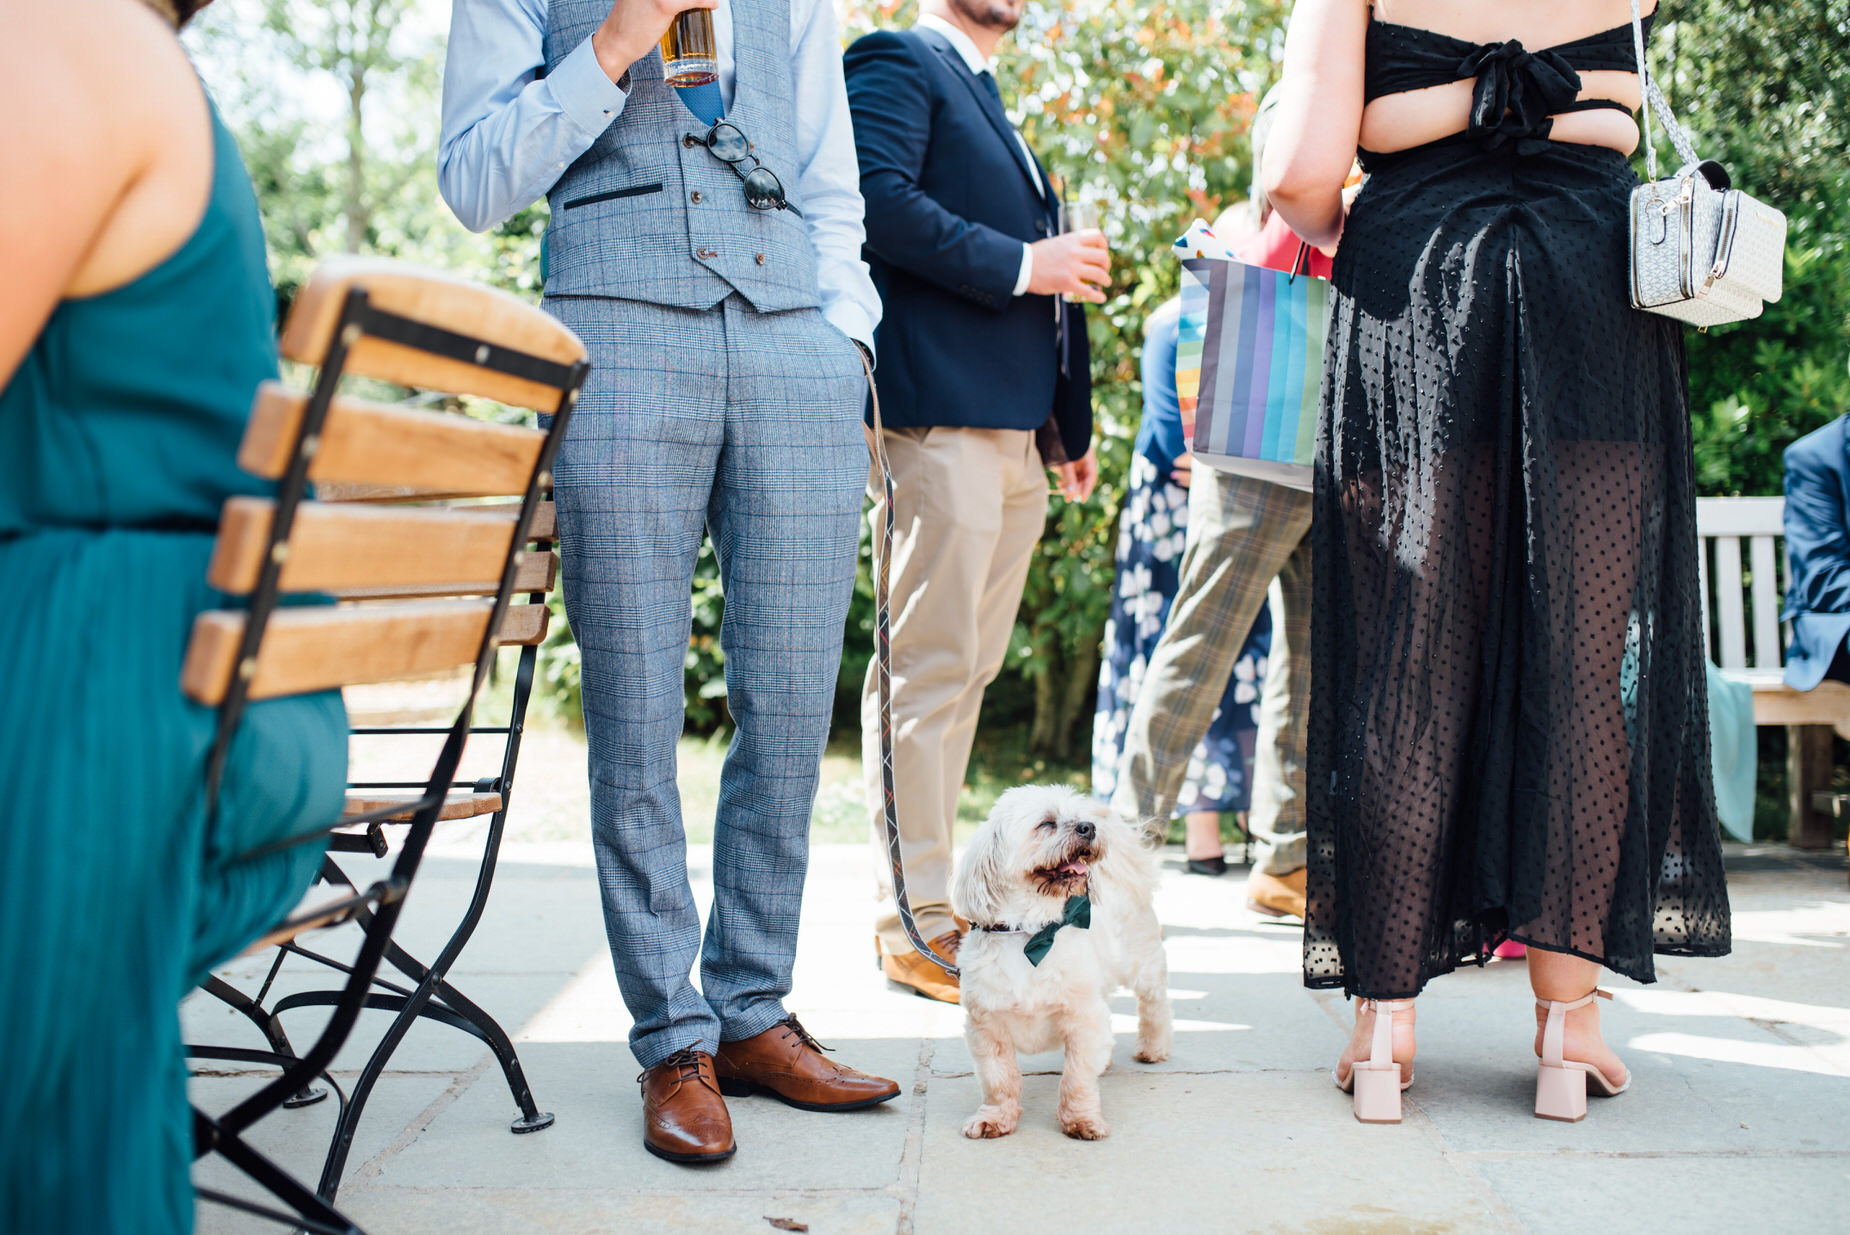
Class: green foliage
1662,0,1850,495
187,0,542,305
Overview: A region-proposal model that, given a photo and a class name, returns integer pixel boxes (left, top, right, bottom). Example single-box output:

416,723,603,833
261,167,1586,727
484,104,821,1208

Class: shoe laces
777,1015,832,1054
640,1045,710,1087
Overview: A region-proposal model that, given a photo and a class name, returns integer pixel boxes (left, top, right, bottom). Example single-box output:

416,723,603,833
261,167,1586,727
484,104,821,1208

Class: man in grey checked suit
441,0,899,1165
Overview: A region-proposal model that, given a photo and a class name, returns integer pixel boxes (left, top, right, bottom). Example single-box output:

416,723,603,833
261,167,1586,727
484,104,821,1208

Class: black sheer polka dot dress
1303,14,1732,999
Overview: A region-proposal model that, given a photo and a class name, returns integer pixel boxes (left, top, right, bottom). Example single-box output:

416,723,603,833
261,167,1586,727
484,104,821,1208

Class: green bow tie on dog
1022,893,1092,966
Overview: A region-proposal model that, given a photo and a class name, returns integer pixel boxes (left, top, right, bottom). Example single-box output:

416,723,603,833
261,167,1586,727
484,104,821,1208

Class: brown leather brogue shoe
1246,867,1308,920
878,930,962,1004
638,1047,735,1164
714,1016,901,1112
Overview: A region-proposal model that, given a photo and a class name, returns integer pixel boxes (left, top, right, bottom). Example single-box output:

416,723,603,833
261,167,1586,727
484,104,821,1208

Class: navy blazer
1782,414,1850,689
844,27,1092,462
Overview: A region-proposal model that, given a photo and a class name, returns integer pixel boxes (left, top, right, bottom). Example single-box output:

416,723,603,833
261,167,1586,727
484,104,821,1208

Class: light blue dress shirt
438,0,881,346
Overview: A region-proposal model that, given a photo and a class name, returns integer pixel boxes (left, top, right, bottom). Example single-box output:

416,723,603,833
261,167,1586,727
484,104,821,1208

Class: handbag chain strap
1630,0,1700,188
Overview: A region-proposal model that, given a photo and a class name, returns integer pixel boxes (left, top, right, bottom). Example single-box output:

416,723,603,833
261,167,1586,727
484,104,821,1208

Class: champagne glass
660,9,718,87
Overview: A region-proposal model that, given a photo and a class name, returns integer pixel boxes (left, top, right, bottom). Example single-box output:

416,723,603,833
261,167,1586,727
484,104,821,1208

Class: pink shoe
1333,999,1414,1124
1493,940,1527,959
1534,990,1630,1122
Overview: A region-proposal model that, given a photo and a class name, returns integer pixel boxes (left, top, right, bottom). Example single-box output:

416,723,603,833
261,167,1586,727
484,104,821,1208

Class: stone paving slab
191,1074,456,1234
370,1039,919,1195
916,1068,1510,1235
348,1189,904,1235
1477,1156,1849,1235
189,840,1850,1233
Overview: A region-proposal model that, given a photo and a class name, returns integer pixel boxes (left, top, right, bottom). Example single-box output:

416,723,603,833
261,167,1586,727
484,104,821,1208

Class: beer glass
660,8,718,87
1063,197,1104,303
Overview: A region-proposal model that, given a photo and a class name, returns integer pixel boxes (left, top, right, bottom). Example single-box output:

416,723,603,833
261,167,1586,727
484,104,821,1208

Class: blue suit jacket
843,28,1092,462
1781,414,1850,689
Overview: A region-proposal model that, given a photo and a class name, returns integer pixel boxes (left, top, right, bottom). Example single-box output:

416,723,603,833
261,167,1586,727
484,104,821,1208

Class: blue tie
977,69,1004,110
677,80,725,127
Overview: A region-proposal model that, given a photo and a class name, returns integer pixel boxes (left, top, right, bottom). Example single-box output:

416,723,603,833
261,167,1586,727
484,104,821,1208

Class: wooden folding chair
183,257,587,1235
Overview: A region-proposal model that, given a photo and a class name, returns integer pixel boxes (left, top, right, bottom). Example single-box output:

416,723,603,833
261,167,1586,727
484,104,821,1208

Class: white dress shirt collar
916,13,993,76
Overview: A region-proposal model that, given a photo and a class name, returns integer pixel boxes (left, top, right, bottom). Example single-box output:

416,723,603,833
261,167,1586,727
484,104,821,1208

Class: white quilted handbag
1627,0,1786,327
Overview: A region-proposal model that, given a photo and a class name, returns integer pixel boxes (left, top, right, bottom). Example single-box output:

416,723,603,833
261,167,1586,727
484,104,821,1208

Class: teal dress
0,105,347,1232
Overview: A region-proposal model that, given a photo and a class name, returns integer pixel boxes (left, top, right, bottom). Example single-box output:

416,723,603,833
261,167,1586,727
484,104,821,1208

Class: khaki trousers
864,425,1048,951
1109,469,1313,875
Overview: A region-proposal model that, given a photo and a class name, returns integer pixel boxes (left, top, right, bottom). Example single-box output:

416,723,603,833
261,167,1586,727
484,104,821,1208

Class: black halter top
1363,13,1652,157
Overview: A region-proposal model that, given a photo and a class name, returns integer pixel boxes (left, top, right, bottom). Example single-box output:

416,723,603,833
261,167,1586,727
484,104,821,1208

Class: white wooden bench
1697,496,1849,849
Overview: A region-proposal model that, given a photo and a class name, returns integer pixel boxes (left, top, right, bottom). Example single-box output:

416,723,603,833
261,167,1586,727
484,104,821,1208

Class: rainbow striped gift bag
1176,254,1328,491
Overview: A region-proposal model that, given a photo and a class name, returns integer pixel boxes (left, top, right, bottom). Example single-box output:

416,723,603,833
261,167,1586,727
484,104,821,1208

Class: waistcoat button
691,191,703,204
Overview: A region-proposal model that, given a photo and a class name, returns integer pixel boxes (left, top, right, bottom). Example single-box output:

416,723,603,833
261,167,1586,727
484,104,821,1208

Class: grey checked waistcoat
540,0,820,311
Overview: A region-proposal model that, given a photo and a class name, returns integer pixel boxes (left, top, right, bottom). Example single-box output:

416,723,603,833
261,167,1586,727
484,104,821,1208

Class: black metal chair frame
186,283,585,1235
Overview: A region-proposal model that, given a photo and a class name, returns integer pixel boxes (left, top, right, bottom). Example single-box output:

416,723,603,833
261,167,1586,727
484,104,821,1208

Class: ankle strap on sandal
1537,990,1610,1065
1362,998,1415,1013
1361,999,1413,1068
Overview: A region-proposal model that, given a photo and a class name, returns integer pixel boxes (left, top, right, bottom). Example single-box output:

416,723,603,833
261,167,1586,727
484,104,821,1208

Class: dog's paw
962,1106,1019,1139
1133,1040,1170,1064
1059,1112,1111,1141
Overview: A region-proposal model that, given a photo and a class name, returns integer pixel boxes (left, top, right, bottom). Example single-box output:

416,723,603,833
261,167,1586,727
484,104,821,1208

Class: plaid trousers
1109,469,1313,875
544,294,867,1067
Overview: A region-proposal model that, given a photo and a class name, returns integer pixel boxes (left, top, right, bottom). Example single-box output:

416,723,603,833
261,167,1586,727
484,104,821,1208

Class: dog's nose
1074,820,1095,840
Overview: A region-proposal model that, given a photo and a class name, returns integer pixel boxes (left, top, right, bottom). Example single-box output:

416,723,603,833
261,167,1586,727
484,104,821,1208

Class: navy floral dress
1092,298,1271,814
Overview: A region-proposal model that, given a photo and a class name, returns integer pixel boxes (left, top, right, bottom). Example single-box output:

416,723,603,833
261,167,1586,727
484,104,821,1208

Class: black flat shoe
1185,855,1227,877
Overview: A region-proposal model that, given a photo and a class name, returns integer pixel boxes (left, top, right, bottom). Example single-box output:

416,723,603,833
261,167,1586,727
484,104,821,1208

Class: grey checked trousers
1109,469,1313,875
544,294,868,1067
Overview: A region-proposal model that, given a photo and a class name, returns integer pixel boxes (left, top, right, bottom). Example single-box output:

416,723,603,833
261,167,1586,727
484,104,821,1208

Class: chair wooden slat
1714,535,1747,670
329,550,556,601
207,498,525,594
497,601,550,646
242,886,371,955
307,494,558,544
474,499,557,541
278,257,585,412
1750,534,1782,670
242,384,544,497
342,790,504,822
181,600,549,704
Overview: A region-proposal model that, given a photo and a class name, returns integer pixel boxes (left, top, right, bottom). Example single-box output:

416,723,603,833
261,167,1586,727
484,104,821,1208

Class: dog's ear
952,819,1012,926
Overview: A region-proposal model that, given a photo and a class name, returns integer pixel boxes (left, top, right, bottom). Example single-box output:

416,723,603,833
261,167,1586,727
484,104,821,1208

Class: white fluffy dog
950,785,1172,1141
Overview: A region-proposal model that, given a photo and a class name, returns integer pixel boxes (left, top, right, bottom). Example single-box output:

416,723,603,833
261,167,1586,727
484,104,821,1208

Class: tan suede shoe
637,1047,734,1164
714,1016,901,1111
875,930,961,1003
1246,868,1308,920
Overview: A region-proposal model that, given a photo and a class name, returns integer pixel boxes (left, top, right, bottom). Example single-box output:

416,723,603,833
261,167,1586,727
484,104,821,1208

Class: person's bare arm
1261,0,1368,251
0,0,210,386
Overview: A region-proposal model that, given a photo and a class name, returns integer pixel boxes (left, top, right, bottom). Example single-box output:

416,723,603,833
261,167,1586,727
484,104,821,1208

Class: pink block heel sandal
1535,990,1630,1122
1333,999,1413,1124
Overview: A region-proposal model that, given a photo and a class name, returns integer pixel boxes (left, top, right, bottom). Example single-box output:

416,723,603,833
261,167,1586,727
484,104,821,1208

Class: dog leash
858,347,959,980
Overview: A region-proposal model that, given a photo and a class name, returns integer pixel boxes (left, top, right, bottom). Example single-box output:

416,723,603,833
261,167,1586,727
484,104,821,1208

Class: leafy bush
1664,1,1850,496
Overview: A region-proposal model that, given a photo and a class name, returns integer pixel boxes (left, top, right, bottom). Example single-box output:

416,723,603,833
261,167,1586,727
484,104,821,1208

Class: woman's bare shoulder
0,0,212,359
1,0,202,135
